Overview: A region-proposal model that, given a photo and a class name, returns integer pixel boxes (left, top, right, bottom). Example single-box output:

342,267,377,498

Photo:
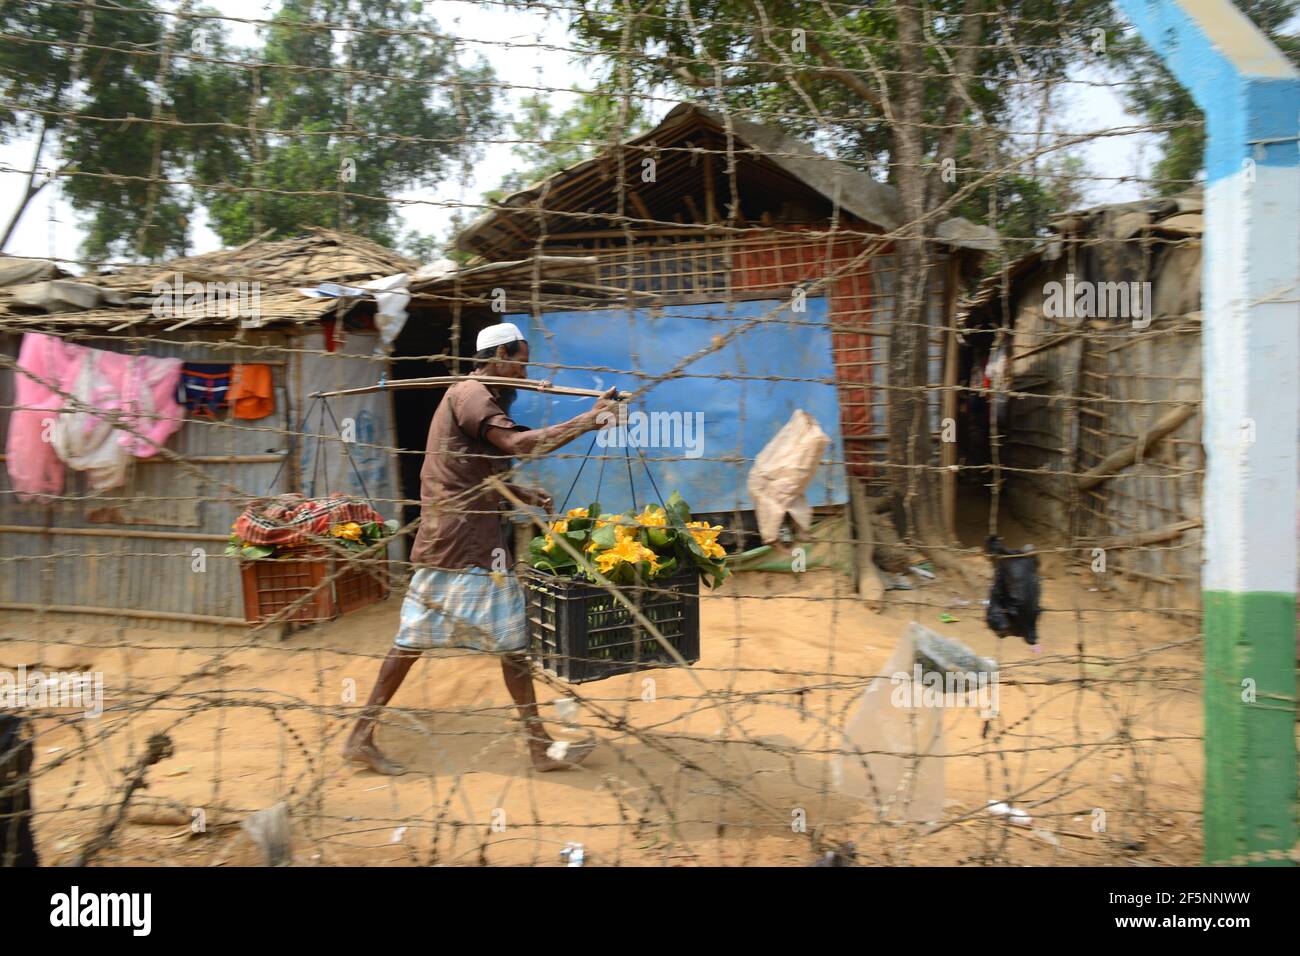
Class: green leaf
678,530,706,561
241,545,274,560
383,519,400,534
665,491,691,526
652,556,678,579
647,527,675,549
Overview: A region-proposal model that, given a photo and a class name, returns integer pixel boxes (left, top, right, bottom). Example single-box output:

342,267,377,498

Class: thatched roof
456,102,998,259
0,228,416,330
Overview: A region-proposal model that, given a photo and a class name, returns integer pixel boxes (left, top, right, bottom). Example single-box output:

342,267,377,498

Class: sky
0,0,1161,272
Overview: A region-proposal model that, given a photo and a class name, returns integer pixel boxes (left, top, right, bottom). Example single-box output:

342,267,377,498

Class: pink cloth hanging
6,332,185,498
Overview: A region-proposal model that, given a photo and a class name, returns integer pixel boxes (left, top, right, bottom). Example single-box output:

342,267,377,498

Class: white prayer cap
476,322,526,352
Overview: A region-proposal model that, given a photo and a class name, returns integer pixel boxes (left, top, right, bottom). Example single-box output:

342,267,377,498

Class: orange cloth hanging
229,364,275,420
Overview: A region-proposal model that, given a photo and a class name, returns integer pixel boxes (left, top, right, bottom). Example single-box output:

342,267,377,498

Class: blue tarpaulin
507,298,846,514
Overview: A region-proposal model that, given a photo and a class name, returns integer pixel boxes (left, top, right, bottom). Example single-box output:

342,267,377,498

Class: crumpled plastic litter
560,842,585,866
832,623,998,822
746,409,831,545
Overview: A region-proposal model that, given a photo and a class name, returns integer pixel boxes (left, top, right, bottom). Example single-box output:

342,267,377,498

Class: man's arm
484,390,618,459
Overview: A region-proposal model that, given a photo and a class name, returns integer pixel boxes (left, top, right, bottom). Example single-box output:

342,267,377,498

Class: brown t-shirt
409,378,520,571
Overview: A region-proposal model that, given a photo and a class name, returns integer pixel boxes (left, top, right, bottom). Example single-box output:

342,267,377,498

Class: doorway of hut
949,331,1042,553
949,335,1054,556
951,329,999,551
387,312,494,561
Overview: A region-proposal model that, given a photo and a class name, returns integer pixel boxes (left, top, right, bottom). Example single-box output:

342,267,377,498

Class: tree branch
805,37,884,113
1,117,54,253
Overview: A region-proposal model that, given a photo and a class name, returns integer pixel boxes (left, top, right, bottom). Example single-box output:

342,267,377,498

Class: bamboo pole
940,255,961,541
311,375,629,401
0,524,228,542
1076,404,1197,490
0,601,248,627
1085,518,1202,551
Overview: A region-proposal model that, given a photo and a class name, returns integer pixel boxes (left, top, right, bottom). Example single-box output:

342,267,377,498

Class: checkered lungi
393,567,528,653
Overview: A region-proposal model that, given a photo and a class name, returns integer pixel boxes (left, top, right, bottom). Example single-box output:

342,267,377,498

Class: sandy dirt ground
2,536,1218,868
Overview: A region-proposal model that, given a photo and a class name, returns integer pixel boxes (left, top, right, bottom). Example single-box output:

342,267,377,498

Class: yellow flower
635,505,667,529
542,519,568,553
566,507,589,519
330,522,363,542
593,514,639,543
594,537,660,575
686,520,726,560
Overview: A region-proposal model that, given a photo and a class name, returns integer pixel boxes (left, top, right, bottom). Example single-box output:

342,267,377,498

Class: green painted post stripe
1202,591,1298,864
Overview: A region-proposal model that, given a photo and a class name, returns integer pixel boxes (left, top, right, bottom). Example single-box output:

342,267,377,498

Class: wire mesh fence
0,0,1294,868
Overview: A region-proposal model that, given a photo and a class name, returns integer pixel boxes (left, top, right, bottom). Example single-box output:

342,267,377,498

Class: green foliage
1113,0,1298,194
0,1,217,260
956,155,1089,266
202,0,501,247
563,0,1116,258
499,86,648,193
0,0,501,259
526,493,730,589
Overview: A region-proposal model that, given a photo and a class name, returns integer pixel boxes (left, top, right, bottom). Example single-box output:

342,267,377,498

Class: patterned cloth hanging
233,493,386,550
179,363,232,418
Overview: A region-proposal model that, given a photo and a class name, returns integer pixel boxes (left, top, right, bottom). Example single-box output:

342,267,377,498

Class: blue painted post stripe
1117,0,1299,180
1116,0,1299,864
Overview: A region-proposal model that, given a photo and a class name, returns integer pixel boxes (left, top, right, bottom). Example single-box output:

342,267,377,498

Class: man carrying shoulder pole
343,322,617,775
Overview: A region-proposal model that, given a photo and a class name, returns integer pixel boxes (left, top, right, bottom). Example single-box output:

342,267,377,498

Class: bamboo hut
402,103,997,536
0,229,419,628
958,193,1206,611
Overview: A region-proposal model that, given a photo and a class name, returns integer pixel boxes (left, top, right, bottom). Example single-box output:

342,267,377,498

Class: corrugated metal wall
1,327,397,626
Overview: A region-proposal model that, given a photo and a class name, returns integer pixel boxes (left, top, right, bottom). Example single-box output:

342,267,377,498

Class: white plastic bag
831,623,949,823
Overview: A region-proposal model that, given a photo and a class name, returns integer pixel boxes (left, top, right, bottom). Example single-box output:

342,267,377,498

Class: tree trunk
887,1,947,549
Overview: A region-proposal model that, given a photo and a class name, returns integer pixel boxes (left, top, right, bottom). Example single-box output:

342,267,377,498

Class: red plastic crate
334,556,389,615
241,549,389,624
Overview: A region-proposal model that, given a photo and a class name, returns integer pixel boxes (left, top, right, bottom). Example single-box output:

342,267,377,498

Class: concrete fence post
1114,0,1299,864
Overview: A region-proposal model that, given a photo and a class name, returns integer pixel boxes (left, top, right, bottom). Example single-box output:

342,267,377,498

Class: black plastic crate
522,566,701,683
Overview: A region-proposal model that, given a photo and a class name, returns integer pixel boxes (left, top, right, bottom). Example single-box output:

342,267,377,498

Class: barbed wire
0,0,1287,870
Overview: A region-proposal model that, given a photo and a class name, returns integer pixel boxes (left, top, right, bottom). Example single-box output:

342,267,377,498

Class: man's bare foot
527,731,597,771
343,739,408,776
